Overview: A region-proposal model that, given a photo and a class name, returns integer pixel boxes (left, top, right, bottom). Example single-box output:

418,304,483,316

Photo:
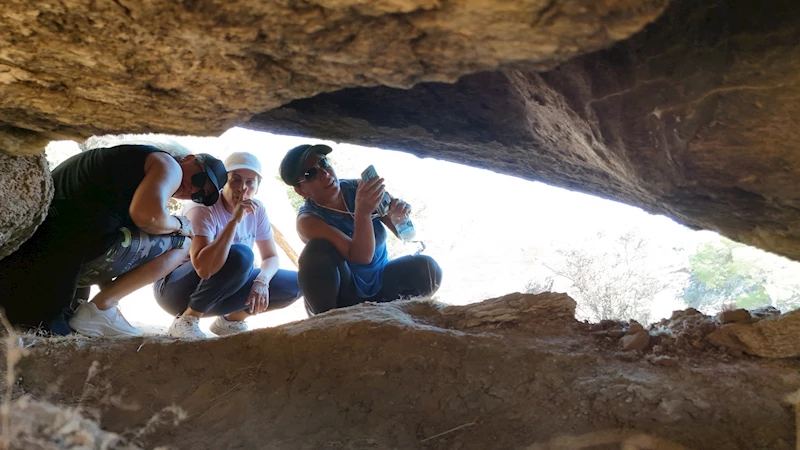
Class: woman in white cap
154,152,301,338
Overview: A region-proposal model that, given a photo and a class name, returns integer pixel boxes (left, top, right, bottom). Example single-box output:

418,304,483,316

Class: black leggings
0,212,183,331
298,239,442,315
154,244,301,317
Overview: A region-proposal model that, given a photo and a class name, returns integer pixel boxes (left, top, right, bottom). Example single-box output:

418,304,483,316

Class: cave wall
2,0,799,260
248,0,800,260
0,0,668,255
0,153,52,259
0,0,665,155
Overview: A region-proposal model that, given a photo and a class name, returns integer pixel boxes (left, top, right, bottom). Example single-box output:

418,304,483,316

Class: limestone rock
1,396,138,450
750,306,781,320
0,152,52,260
1,0,800,263
437,292,577,331
649,355,678,367
620,331,650,352
627,321,644,334
0,0,668,155
718,309,751,324
14,297,799,449
707,309,800,358
250,0,800,261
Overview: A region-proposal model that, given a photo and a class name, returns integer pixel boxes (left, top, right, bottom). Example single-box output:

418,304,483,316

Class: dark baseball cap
279,144,332,185
201,154,228,192
191,154,228,206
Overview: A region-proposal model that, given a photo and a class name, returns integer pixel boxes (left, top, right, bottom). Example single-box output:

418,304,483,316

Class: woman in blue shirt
279,144,442,314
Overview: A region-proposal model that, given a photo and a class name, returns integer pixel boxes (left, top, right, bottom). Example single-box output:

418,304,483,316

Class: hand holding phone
360,165,392,216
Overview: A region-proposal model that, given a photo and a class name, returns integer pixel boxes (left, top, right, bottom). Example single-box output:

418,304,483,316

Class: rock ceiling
3,0,800,261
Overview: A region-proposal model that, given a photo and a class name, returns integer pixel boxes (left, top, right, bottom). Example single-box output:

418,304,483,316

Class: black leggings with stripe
298,239,442,315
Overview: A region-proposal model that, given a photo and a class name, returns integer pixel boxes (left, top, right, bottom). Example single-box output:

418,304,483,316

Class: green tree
278,175,305,212
682,239,770,311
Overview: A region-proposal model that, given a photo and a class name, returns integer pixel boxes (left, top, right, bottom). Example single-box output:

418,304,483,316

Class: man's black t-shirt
51,144,167,239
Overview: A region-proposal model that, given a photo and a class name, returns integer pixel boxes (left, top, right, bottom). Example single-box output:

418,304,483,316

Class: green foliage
682,239,771,311
278,176,305,212
736,285,771,309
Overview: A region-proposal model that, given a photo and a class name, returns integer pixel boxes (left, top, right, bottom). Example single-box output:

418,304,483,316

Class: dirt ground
3,293,799,449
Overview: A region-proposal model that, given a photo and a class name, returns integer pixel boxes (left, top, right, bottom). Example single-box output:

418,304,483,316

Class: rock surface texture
708,309,800,358
0,152,53,259
0,397,138,450
11,295,800,449
250,0,800,261
1,0,800,261
0,0,666,154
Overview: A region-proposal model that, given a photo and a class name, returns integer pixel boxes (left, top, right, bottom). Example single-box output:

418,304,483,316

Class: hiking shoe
68,302,143,338
209,316,249,336
168,315,206,339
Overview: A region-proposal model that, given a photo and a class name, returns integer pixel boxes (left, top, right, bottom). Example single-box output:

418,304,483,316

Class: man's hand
355,177,385,217
246,279,270,314
387,198,411,221
174,215,194,237
232,199,259,224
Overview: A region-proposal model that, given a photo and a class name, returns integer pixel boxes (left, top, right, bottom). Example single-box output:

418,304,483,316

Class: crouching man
154,152,301,338
0,143,227,336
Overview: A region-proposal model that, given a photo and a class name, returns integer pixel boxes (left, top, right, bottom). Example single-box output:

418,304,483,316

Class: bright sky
202,127,712,318
44,127,797,331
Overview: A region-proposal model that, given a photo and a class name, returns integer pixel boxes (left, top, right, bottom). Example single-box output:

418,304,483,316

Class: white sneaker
209,316,249,336
168,315,206,339
69,302,143,338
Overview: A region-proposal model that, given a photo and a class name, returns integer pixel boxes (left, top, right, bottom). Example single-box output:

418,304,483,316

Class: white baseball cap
224,152,263,178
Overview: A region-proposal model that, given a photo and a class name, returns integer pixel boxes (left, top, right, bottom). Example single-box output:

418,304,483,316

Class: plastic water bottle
392,214,416,241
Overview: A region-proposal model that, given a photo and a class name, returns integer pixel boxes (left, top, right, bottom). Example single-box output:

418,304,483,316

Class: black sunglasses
299,158,332,183
191,171,219,206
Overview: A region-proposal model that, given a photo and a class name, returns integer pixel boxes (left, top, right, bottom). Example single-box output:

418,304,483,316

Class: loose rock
718,309,751,324
620,331,650,352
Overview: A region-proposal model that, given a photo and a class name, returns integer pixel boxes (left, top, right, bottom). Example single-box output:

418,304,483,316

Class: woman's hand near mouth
232,198,259,223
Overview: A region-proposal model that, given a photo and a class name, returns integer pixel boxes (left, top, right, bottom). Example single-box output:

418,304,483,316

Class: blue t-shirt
298,179,388,297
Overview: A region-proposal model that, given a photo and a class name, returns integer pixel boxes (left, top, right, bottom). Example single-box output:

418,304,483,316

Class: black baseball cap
201,154,228,192
279,144,332,185
191,154,228,206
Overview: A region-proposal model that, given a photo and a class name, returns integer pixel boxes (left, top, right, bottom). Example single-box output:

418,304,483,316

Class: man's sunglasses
191,171,219,206
298,158,331,184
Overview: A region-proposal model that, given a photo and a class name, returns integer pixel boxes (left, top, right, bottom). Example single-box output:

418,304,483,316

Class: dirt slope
7,293,799,449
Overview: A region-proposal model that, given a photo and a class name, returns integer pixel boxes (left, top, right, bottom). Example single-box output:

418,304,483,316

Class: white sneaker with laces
209,315,249,336
168,315,206,339
68,302,143,337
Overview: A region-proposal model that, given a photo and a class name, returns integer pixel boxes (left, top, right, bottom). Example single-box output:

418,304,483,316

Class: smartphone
361,165,392,217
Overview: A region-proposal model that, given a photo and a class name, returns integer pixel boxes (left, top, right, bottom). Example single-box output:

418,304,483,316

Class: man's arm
254,238,281,283
129,152,183,235
189,219,238,280
190,198,260,280
296,177,385,265
297,214,375,265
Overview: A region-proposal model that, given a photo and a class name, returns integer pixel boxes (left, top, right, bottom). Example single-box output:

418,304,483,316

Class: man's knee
223,245,255,273
414,255,442,294
299,239,342,268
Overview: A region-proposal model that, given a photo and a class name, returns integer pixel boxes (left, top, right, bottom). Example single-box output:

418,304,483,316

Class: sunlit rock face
0,0,665,155
2,0,800,261
0,0,668,257
249,0,800,261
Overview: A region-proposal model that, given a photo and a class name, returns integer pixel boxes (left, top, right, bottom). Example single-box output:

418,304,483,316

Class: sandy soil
3,293,799,449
